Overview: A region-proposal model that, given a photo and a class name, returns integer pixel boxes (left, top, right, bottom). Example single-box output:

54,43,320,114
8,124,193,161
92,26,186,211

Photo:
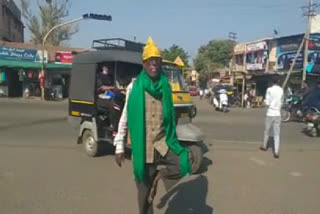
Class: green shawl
127,69,191,182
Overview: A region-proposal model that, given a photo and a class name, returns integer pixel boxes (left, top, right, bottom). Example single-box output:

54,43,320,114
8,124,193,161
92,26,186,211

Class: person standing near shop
260,78,283,158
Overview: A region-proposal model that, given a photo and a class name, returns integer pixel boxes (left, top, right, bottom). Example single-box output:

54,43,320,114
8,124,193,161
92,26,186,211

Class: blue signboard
0,46,37,61
276,34,320,74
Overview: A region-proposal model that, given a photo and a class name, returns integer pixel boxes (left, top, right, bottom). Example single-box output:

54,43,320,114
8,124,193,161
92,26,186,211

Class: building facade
275,33,320,74
0,0,24,42
0,41,85,98
233,43,246,73
233,33,320,99
245,38,272,73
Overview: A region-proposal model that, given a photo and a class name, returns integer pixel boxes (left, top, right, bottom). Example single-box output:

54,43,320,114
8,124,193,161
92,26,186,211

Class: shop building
0,0,24,42
0,41,86,98
272,33,320,88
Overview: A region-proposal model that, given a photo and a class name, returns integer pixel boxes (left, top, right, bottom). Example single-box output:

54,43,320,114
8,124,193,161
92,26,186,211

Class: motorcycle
281,95,306,122
213,90,229,113
45,86,64,101
305,109,320,137
230,93,241,108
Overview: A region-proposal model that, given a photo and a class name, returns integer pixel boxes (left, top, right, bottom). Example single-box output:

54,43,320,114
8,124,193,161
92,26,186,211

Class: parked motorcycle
45,85,64,101
305,109,320,137
229,93,241,107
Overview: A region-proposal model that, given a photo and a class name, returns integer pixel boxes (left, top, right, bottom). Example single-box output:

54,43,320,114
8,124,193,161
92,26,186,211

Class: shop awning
0,59,42,69
0,59,72,70
46,63,72,69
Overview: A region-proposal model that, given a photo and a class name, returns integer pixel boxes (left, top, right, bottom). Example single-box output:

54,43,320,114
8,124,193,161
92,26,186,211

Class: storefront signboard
54,51,73,64
0,46,48,63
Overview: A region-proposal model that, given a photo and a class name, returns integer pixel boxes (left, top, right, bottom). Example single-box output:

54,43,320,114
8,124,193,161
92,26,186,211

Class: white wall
311,14,320,34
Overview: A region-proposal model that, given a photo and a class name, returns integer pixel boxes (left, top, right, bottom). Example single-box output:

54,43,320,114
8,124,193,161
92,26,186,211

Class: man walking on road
113,37,192,214
260,78,283,159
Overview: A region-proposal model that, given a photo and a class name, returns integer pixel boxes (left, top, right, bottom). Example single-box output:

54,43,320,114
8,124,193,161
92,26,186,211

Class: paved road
194,97,320,146
0,98,320,214
0,99,77,147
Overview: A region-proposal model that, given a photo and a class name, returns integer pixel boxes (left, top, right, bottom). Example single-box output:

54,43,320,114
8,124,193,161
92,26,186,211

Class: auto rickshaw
68,39,204,171
162,59,197,118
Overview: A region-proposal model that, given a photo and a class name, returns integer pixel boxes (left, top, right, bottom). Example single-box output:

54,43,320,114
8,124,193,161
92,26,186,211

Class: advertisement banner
0,46,48,63
35,50,48,63
247,63,264,71
55,51,73,64
0,46,37,61
277,52,303,70
247,41,267,52
278,36,320,52
276,51,320,74
246,50,268,71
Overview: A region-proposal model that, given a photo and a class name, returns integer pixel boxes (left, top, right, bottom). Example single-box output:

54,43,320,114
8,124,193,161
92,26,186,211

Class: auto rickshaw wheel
82,129,99,157
191,106,197,118
188,144,203,174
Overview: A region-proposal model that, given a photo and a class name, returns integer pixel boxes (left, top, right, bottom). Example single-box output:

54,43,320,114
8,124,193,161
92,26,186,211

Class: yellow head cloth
142,37,161,61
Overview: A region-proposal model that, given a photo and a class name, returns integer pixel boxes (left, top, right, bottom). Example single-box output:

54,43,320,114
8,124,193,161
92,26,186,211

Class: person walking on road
260,78,283,159
113,37,193,214
199,88,204,99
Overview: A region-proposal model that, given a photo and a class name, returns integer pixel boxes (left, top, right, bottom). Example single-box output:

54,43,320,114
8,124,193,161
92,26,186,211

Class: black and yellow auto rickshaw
162,59,197,119
68,39,204,171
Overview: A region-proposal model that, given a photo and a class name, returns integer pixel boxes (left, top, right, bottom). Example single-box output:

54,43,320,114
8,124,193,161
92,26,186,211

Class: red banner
55,51,73,64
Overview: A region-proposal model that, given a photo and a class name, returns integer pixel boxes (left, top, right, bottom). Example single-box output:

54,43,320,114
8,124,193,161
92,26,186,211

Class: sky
20,0,311,59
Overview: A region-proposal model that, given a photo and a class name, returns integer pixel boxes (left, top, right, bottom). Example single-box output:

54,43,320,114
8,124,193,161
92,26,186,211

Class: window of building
246,53,254,64
247,51,266,64
235,54,243,65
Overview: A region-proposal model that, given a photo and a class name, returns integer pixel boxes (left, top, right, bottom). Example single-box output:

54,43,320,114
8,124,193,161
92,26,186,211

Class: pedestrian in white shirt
260,78,283,158
204,88,209,98
199,89,204,99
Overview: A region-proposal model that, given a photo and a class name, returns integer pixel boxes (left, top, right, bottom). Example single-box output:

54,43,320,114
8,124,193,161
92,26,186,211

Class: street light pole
41,17,84,100
40,13,112,100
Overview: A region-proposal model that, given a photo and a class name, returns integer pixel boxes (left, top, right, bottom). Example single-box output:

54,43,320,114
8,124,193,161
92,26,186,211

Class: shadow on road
266,136,275,151
157,175,213,214
0,117,66,132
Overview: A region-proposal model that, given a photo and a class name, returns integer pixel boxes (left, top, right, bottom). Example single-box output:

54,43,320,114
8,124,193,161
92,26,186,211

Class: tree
162,44,190,67
194,40,234,77
20,0,78,46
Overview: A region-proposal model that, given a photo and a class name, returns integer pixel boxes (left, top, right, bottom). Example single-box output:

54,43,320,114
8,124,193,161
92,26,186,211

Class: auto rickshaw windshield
162,64,186,92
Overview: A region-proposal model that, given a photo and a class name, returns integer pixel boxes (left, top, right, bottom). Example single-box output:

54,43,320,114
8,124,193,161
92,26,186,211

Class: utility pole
302,0,317,88
283,0,319,89
282,38,305,88
229,32,237,85
241,48,247,108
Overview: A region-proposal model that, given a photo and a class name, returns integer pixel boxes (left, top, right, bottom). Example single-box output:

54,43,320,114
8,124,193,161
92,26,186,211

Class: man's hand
115,153,125,167
99,85,115,92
